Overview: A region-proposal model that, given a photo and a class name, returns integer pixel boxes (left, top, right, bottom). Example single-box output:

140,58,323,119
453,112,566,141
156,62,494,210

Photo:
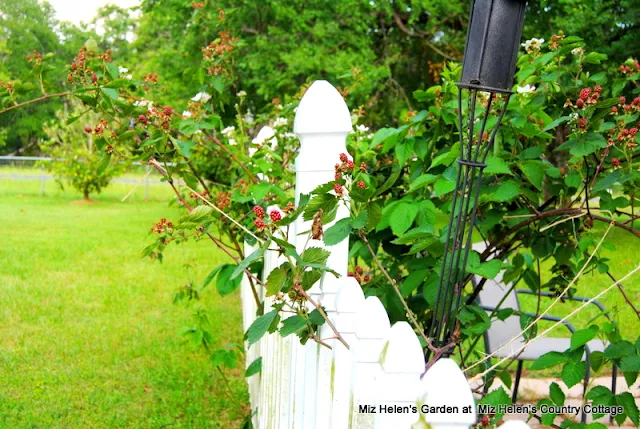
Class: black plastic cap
459,0,527,93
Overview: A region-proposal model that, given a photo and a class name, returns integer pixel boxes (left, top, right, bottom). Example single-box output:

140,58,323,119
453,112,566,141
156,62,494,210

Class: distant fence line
0,155,173,197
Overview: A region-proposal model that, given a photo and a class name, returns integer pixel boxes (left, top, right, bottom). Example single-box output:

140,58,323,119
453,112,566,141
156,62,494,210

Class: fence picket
374,322,425,429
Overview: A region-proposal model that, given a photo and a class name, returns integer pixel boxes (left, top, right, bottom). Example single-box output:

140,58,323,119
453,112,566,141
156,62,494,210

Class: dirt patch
70,199,99,205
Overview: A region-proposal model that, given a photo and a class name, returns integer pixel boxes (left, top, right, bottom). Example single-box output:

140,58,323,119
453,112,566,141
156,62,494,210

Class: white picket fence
240,80,530,429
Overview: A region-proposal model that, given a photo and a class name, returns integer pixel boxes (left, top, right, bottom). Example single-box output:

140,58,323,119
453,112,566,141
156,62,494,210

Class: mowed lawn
0,176,248,428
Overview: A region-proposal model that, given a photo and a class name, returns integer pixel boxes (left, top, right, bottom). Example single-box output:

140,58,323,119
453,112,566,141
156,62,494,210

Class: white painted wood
331,278,365,429
351,297,391,429
417,358,477,429
291,80,353,429
375,322,425,429
497,422,531,429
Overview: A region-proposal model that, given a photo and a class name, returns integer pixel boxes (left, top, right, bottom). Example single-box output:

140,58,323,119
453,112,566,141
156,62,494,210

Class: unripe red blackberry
339,153,348,163
357,181,366,189
355,266,363,275
576,98,584,109
254,219,265,229
253,206,265,218
334,172,342,181
333,183,343,196
138,115,147,123
91,73,98,83
579,88,590,100
270,210,282,222
83,126,92,133
346,160,355,171
481,416,489,426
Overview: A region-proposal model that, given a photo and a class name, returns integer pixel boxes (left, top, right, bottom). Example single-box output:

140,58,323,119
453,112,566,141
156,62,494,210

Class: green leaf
479,387,511,420
409,174,439,192
216,264,242,296
174,139,194,159
182,205,213,223
351,211,369,229
550,382,565,405
593,170,635,193
433,179,456,197
429,143,459,170
616,392,640,426
101,87,118,100
280,315,307,336
245,310,278,346
371,127,398,147
570,133,608,157
562,361,587,388
605,341,636,359
301,247,330,265
266,265,290,296
570,326,598,350
323,218,352,246
620,355,640,372
390,202,420,236
231,247,265,280
467,253,504,279
303,194,338,221
202,264,225,289
245,357,262,377
584,52,608,64
401,269,428,297
481,181,521,203
531,351,568,370
543,116,571,131
519,161,545,190
484,156,513,175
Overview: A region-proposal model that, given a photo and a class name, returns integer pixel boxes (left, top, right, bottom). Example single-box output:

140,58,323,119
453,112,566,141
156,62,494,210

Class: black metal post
427,0,527,357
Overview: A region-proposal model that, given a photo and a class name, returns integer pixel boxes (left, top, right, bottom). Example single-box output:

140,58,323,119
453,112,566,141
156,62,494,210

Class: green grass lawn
0,176,248,428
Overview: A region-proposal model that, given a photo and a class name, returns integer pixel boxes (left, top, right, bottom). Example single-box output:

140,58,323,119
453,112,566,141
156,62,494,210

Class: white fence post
374,322,425,429
351,297,391,429
416,358,477,429
331,278,365,428
291,80,353,429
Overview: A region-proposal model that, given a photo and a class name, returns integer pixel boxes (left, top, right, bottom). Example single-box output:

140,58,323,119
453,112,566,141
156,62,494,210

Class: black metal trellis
427,0,527,357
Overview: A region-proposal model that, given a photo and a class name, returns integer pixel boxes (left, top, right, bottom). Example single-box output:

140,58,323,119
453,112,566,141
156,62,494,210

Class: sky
47,0,140,25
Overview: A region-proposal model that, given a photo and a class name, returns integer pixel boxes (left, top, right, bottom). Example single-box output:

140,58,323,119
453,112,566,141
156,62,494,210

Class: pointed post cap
294,80,352,134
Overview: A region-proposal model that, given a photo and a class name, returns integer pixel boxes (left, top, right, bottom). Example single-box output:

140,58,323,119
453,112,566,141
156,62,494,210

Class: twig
0,91,73,114
606,271,640,320
204,132,258,184
359,231,435,351
296,286,349,350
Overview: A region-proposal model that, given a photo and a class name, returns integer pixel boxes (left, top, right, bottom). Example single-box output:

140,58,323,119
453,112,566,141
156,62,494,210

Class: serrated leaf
266,265,290,296
570,133,608,157
531,351,568,370
616,392,639,426
323,218,352,246
562,361,586,388
390,202,419,236
485,156,513,175
550,382,565,405
520,161,545,190
217,264,242,296
605,341,635,359
231,246,265,280
620,355,640,372
409,174,439,192
351,210,368,229
301,247,330,265
570,326,598,350
101,87,118,100
280,315,307,337
245,357,262,377
202,264,225,289
245,310,278,346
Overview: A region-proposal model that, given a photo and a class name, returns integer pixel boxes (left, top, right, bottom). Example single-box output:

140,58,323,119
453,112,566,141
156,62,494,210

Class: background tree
40,107,123,200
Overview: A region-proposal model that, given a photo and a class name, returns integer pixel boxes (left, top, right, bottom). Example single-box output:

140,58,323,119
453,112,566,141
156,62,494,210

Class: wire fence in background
0,156,169,198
